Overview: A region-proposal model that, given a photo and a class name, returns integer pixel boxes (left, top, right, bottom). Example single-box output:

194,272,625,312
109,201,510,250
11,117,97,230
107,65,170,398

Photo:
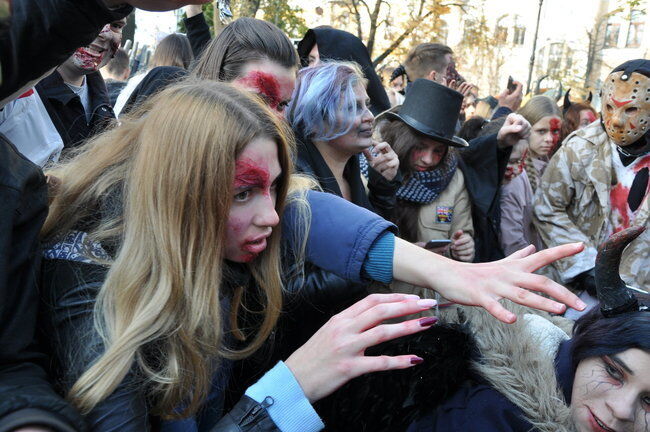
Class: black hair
458,116,487,142
571,293,650,372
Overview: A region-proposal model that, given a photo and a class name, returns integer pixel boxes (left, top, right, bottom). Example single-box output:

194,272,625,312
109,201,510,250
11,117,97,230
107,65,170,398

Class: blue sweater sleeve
362,231,395,283
283,190,397,283
245,362,324,432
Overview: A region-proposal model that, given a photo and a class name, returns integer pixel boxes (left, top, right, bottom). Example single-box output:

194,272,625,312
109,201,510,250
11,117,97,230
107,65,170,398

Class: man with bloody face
35,18,126,150
535,59,650,294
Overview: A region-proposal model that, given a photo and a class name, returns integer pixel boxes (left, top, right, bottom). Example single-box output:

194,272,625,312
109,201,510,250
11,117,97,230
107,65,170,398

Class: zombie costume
0,0,132,105
40,190,397,431
534,60,650,289
318,227,649,432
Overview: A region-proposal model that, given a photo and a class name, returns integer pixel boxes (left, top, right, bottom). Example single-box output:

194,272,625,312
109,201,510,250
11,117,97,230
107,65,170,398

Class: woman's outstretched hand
284,293,437,403
392,238,587,323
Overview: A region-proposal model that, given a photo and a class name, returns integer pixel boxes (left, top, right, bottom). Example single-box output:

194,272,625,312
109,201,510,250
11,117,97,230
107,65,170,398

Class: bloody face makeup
225,137,282,263
234,59,296,113
601,71,650,147
570,349,650,432
71,19,126,73
529,116,562,158
327,84,374,156
410,138,448,172
580,109,598,129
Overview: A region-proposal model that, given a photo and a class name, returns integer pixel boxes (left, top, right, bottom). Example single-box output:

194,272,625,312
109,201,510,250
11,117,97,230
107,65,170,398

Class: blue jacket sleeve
283,191,397,284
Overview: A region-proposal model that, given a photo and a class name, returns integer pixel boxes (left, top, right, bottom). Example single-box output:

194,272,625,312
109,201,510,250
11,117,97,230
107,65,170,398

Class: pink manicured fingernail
410,356,424,365
419,316,439,327
404,294,421,300
416,299,437,308
576,300,587,310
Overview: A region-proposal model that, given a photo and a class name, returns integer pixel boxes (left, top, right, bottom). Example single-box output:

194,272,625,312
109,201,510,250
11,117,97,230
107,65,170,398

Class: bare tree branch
372,9,434,66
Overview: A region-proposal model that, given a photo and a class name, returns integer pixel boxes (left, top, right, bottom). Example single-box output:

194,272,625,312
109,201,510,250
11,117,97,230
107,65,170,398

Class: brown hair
150,33,194,70
403,43,453,81
191,17,299,82
379,119,450,242
561,102,597,142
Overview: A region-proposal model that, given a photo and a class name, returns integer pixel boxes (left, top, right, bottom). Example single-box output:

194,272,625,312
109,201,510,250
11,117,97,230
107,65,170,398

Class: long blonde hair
43,80,296,418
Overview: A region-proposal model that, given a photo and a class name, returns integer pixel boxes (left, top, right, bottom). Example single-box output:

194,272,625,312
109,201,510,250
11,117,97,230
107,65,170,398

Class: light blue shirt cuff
245,361,324,432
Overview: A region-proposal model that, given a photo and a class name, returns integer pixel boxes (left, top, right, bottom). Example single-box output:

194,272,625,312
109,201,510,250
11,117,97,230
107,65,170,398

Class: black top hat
383,79,468,148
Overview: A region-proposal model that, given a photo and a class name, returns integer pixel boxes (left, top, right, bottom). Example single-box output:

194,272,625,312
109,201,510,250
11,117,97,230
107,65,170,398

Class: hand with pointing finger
363,141,400,182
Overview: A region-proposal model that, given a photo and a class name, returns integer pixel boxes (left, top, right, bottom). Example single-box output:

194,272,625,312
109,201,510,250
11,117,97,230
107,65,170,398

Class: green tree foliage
178,1,307,39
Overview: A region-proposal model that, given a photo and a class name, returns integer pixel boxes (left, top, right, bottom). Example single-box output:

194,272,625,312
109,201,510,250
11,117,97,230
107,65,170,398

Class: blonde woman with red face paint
38,78,586,431
517,95,562,193
39,81,442,431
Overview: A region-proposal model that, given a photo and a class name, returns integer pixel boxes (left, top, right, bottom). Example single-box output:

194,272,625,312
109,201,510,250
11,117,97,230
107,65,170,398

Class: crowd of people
0,1,648,431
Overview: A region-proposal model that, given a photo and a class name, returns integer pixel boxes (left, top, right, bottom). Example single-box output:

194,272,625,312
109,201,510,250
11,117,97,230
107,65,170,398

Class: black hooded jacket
297,28,390,116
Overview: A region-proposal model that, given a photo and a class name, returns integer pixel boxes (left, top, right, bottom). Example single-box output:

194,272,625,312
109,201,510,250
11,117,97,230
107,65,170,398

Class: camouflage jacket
533,121,649,288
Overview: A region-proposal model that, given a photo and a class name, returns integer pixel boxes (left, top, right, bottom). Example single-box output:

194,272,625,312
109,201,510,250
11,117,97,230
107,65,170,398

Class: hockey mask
600,71,650,146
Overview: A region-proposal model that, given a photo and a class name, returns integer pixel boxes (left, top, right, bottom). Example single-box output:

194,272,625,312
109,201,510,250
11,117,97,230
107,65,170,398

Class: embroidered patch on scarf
436,206,453,223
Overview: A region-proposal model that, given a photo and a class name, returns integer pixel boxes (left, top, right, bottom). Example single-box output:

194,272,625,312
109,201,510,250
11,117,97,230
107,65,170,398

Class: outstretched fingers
511,272,586,312
356,315,438,349
336,293,420,320
521,242,584,272
352,298,437,332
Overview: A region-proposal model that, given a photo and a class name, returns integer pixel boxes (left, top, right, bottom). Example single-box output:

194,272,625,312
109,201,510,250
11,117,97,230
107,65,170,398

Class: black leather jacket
40,258,282,432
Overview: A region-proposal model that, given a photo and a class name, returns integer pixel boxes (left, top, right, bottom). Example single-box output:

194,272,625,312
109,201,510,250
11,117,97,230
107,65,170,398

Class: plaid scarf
360,150,458,204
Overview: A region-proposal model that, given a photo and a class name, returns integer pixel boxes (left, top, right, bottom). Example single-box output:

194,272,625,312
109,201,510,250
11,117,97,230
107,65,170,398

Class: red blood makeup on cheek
549,117,562,150
585,111,597,123
237,72,282,110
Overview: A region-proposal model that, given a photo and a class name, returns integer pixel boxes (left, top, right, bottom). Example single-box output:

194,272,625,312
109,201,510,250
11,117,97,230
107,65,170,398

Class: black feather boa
315,322,478,431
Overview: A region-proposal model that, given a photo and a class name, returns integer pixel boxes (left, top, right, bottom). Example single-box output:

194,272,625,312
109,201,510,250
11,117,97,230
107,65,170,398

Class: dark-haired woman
407,228,650,432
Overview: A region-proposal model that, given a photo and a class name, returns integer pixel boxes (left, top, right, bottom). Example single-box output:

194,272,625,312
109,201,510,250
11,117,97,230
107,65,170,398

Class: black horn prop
595,226,645,317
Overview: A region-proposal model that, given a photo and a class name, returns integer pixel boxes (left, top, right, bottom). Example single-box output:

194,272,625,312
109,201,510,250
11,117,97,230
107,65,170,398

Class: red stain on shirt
237,71,282,110
610,183,631,233
610,155,650,233
634,155,650,173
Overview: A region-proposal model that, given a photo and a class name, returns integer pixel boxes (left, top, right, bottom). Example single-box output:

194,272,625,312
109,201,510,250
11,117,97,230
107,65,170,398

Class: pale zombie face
234,59,296,114
328,84,374,155
225,136,282,263
71,19,126,73
529,115,562,158
410,138,448,172
504,140,528,183
580,109,598,129
601,71,650,146
570,349,650,432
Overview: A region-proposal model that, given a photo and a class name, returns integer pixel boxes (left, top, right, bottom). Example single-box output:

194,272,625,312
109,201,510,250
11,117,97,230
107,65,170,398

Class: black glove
572,268,597,297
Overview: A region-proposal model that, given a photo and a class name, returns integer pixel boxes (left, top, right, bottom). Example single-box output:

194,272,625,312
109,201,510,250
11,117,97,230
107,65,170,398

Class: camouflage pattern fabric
533,121,649,289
